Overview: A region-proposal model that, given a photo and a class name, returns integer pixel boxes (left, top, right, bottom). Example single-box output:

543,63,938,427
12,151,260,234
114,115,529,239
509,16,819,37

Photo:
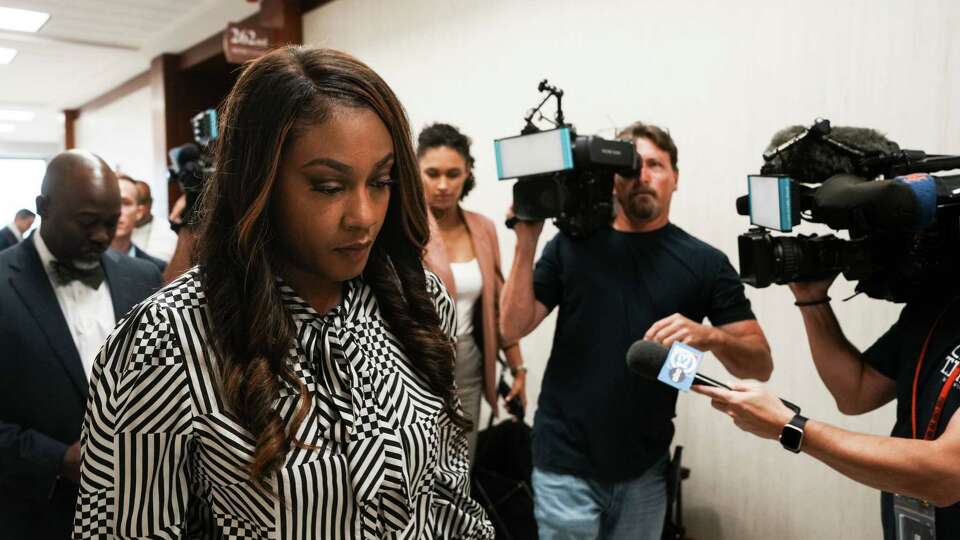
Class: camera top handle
522,79,566,134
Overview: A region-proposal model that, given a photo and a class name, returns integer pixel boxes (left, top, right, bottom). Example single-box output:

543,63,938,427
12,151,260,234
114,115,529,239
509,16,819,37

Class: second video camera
737,118,960,302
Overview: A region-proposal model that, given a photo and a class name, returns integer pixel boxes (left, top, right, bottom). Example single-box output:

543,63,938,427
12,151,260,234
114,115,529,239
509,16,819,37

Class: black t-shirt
532,224,755,481
863,293,960,539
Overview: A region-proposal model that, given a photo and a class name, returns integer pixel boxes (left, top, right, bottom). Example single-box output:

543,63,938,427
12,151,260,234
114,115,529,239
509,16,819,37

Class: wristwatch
779,413,808,453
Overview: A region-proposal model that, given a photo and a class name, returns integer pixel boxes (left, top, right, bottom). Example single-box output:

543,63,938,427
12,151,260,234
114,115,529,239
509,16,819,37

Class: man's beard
617,187,660,223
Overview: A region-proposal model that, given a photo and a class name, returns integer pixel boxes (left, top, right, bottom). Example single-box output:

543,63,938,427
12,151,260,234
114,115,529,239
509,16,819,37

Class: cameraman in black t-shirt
696,276,960,539
500,122,774,540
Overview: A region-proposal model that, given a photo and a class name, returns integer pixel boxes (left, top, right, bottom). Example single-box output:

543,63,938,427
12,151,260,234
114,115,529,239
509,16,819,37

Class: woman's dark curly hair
416,122,476,199
195,46,465,490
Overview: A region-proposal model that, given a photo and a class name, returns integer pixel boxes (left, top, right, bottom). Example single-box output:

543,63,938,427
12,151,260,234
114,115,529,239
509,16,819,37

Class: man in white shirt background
130,176,178,262
0,208,35,252
0,150,163,539
110,176,167,273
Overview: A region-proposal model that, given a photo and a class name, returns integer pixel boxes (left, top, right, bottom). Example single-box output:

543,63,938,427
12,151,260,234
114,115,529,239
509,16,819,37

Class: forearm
710,329,772,381
503,343,524,371
797,304,873,411
500,243,538,342
162,229,196,284
802,420,960,506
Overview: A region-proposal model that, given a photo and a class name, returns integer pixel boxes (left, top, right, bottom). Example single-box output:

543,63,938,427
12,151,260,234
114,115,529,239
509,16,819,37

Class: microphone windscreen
625,340,670,380
175,143,201,169
762,125,900,183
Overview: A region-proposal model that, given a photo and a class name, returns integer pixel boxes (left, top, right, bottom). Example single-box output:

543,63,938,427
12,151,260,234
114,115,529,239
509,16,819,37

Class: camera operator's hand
644,313,719,350
506,208,544,249
788,275,837,304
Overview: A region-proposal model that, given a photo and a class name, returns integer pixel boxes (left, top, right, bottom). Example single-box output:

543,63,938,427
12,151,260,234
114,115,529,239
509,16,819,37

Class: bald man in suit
0,150,162,538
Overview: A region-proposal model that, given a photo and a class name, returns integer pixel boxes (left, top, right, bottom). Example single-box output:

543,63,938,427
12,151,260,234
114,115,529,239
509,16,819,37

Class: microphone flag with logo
656,342,704,392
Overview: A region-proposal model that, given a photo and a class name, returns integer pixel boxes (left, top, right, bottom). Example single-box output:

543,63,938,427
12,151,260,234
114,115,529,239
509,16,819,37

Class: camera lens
775,238,803,282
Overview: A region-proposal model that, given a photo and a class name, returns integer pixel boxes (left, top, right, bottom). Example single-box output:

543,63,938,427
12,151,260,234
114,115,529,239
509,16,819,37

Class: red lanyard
911,300,960,440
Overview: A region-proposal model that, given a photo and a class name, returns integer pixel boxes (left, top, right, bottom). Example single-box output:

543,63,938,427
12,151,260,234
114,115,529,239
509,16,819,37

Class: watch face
780,424,803,452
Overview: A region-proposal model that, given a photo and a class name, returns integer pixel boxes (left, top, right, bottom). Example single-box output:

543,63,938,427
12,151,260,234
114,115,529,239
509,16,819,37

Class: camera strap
911,298,960,440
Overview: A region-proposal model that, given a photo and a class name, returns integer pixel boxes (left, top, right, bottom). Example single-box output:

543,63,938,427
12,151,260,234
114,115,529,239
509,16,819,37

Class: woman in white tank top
417,123,527,462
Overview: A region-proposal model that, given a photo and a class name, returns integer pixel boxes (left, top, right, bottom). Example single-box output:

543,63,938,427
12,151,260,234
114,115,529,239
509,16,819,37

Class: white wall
0,143,57,234
0,141,60,159
304,1,959,538
73,84,167,218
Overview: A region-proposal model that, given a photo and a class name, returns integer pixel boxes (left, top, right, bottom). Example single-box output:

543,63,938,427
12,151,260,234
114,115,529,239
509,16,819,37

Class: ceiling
0,0,260,145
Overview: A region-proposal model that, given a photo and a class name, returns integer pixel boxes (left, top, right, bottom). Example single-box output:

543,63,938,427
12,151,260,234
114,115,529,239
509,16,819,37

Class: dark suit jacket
133,244,167,273
0,235,162,538
0,226,17,252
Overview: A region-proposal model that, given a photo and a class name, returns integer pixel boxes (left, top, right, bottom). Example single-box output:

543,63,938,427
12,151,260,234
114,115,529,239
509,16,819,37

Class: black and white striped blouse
74,268,493,539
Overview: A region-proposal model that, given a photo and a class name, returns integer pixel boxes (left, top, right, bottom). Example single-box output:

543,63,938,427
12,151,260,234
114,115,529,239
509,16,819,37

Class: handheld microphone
625,340,800,414
626,340,729,390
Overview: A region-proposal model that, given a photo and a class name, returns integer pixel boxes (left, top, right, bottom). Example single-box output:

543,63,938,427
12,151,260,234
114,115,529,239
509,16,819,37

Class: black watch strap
779,413,808,453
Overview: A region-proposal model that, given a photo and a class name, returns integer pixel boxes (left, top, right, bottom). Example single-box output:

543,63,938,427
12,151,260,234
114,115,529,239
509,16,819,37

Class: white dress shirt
34,232,115,379
131,219,178,262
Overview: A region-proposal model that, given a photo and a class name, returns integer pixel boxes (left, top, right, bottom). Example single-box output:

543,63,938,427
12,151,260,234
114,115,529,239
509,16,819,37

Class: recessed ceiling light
0,124,16,133
0,47,16,64
0,109,34,122
0,7,50,33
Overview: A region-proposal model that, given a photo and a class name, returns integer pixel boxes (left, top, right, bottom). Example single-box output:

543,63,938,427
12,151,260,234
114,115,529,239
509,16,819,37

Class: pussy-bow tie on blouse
280,280,415,534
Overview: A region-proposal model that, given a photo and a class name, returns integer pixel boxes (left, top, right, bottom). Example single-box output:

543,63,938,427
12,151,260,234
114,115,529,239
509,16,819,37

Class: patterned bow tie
51,260,105,289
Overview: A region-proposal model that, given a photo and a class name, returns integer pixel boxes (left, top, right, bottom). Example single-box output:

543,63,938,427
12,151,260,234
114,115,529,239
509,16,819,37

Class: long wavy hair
196,46,464,489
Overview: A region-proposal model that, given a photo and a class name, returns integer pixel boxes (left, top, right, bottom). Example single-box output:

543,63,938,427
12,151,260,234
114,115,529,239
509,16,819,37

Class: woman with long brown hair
73,47,493,539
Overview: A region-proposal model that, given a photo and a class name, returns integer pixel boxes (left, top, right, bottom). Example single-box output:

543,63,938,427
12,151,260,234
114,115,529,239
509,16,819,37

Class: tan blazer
424,208,522,415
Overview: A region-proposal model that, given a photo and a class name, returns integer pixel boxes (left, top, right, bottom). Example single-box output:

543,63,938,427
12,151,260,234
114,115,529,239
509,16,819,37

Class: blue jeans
532,455,668,540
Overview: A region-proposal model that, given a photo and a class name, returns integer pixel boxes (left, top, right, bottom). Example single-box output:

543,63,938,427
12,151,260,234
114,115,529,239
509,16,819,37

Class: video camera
167,108,218,230
737,118,960,302
494,80,639,237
